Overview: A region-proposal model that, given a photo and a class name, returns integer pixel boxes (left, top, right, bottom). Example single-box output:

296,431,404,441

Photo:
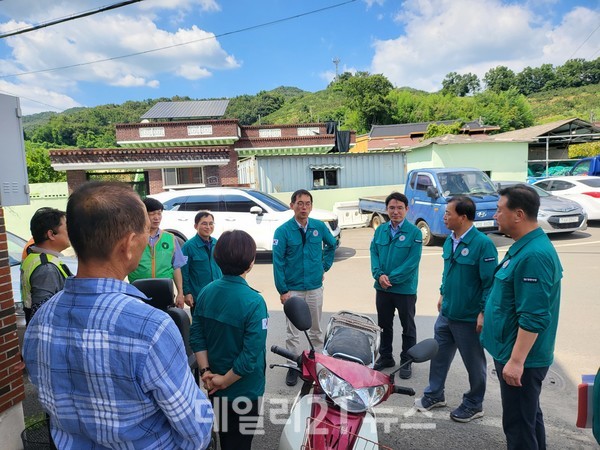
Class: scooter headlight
317,365,388,413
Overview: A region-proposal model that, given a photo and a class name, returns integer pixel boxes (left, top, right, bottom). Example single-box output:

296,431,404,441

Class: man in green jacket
416,196,497,422
273,189,337,386
181,211,222,313
128,198,186,308
370,192,422,379
481,184,562,450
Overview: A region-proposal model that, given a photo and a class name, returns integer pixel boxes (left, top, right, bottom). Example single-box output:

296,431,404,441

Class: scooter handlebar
270,345,301,364
394,386,415,396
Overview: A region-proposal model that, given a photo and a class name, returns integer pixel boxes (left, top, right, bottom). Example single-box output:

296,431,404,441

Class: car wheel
417,220,434,246
370,214,386,230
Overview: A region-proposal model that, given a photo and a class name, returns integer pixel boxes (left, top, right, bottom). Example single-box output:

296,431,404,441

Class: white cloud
320,65,358,83
0,80,80,113
371,0,600,91
0,0,237,113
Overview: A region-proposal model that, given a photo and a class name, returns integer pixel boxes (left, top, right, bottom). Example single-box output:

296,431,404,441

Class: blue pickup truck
358,168,499,245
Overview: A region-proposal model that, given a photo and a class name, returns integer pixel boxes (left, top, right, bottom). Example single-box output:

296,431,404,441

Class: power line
0,88,65,112
0,0,145,39
566,19,600,61
0,0,358,80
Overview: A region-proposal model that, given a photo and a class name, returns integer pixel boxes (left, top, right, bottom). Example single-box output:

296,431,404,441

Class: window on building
187,125,213,136
163,167,205,187
312,169,339,189
298,127,320,136
258,128,282,138
139,127,165,138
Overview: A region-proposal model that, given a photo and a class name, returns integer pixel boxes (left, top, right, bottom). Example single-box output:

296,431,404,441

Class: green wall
407,141,529,182
4,183,69,239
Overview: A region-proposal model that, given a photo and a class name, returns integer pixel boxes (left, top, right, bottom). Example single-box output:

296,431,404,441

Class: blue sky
0,0,599,115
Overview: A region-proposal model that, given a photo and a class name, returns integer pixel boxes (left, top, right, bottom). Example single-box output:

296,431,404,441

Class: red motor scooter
271,297,438,450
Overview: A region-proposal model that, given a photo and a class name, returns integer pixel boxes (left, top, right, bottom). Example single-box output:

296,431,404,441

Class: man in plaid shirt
23,182,213,450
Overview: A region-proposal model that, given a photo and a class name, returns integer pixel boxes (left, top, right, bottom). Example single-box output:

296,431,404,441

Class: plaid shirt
23,277,213,450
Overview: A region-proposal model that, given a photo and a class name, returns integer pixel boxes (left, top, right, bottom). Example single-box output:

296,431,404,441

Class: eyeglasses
295,202,312,207
199,222,215,227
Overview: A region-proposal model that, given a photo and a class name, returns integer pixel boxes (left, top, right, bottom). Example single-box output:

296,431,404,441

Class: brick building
49,101,353,195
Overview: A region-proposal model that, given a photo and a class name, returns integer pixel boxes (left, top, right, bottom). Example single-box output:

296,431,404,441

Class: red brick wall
0,208,25,414
148,169,164,194
115,120,240,143
219,149,239,186
66,170,88,194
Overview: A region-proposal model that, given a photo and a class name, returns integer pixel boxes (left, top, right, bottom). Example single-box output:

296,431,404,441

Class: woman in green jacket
190,230,268,450
181,211,222,313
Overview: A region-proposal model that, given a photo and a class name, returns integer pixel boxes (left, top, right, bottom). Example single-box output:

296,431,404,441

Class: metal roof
141,100,230,119
369,120,498,138
493,118,600,142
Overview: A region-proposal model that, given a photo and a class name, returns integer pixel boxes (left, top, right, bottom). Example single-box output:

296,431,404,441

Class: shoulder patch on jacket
273,239,278,246
523,277,538,283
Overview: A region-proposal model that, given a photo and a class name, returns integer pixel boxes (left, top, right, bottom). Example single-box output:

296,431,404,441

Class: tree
340,72,394,132
441,72,481,97
473,88,534,131
25,142,66,183
483,66,517,92
422,122,464,140
515,64,556,95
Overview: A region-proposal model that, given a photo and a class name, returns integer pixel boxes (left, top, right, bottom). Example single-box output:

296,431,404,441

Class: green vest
129,231,176,283
20,252,70,309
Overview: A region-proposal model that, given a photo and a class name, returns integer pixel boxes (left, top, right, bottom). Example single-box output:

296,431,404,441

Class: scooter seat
325,327,373,366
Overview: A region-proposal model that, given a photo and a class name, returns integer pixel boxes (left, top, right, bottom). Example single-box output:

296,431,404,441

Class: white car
149,188,341,252
533,176,600,220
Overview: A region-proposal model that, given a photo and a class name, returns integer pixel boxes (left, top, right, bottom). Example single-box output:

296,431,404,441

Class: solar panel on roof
141,100,230,119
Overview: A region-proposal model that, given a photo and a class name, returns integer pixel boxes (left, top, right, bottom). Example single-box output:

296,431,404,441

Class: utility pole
332,57,340,79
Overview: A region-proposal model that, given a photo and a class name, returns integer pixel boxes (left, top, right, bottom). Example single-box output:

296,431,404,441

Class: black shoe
373,356,395,371
285,368,299,386
399,362,412,379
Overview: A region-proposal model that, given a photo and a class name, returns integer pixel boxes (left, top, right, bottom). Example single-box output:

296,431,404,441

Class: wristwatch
200,367,211,375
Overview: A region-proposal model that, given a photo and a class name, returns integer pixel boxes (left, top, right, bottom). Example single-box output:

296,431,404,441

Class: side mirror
250,206,264,216
426,186,439,199
283,296,312,331
406,338,438,363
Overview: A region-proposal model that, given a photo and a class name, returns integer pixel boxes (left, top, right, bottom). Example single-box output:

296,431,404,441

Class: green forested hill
527,84,600,124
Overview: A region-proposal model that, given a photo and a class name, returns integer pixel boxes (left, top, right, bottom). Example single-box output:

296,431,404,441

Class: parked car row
149,187,342,252
532,176,600,221
496,182,588,234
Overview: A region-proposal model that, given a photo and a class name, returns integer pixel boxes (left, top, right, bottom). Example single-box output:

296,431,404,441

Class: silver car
496,182,587,234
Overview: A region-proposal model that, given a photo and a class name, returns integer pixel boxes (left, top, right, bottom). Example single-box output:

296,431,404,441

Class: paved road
22,223,600,448
248,223,600,449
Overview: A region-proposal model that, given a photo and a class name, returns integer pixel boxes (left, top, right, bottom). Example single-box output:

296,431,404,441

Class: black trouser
494,360,549,450
376,290,417,363
212,397,261,450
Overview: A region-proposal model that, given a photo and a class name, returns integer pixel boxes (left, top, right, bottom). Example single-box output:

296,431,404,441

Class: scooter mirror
283,296,312,331
406,338,439,363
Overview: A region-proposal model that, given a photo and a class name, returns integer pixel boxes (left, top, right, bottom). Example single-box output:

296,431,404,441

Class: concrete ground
20,223,600,449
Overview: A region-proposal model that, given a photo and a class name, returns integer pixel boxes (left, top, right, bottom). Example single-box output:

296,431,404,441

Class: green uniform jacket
181,235,222,300
190,275,268,400
272,218,337,294
481,228,562,367
128,231,175,283
370,220,422,295
440,227,498,322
